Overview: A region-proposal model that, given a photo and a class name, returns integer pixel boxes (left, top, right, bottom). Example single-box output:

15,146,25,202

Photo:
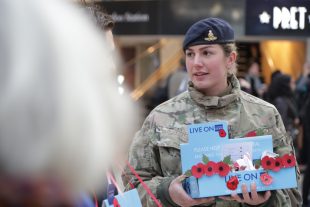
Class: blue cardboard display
180,121,298,198
103,188,142,207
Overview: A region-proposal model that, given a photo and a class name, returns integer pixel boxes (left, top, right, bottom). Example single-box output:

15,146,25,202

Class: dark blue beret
183,17,234,51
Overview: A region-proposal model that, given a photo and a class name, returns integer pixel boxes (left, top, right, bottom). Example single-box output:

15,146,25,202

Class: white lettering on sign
189,126,215,134
112,12,150,23
273,6,307,29
193,145,220,153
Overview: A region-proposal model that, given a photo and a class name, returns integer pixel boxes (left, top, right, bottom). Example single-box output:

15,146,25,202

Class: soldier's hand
230,183,271,205
168,175,214,207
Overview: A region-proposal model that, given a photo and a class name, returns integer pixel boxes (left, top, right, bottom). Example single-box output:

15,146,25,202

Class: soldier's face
185,44,231,96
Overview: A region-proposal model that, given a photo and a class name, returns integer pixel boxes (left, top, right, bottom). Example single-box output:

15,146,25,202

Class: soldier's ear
226,51,237,68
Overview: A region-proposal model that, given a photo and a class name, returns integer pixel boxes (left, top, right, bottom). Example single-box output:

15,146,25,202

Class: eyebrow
186,45,215,51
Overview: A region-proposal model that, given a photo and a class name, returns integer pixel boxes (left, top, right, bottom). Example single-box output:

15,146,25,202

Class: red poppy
204,161,217,176
113,198,121,207
226,176,239,190
191,163,205,178
282,154,296,168
260,173,273,186
219,129,226,138
217,161,230,177
261,156,275,170
272,157,283,172
245,131,257,137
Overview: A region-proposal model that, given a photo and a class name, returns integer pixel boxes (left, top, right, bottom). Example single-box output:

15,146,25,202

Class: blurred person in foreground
84,2,115,51
123,17,302,206
83,2,126,204
0,0,137,206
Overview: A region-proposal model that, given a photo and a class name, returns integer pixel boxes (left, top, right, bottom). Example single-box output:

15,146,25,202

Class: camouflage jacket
124,75,302,207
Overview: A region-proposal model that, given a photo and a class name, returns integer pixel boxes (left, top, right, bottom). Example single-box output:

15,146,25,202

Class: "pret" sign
273,6,307,30
246,0,310,37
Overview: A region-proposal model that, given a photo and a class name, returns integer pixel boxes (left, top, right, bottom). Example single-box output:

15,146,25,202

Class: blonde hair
221,43,238,75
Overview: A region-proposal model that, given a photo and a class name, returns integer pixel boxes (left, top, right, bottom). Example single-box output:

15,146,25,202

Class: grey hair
0,0,137,192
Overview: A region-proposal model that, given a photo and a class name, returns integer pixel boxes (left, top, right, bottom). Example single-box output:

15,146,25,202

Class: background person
0,0,137,206
167,58,189,99
123,17,302,207
245,61,266,98
300,75,310,206
267,73,300,142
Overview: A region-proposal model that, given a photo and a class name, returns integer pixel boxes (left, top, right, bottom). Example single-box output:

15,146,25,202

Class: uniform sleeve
122,114,178,207
264,109,302,207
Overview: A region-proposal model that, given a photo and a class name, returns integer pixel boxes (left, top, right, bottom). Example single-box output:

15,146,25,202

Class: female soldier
124,17,302,207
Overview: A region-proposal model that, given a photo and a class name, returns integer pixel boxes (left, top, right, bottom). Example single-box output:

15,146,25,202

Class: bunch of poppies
191,161,230,178
261,154,296,171
258,153,296,186
188,153,296,191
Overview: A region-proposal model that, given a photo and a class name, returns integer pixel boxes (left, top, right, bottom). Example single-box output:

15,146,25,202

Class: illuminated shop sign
246,0,310,36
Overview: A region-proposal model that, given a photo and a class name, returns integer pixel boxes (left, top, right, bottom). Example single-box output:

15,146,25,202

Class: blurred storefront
95,0,310,102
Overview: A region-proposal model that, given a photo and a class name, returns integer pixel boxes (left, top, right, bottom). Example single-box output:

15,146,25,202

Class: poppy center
219,166,223,171
275,162,280,167
197,168,202,173
287,159,291,164
208,167,212,172
266,161,271,165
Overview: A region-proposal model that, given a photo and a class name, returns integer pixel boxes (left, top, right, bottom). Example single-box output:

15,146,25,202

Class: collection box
180,121,298,198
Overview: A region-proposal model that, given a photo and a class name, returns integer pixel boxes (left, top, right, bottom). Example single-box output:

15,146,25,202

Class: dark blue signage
101,0,244,35
102,1,160,35
246,0,310,36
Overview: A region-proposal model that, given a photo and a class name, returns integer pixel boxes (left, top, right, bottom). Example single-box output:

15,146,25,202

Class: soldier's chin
193,82,209,91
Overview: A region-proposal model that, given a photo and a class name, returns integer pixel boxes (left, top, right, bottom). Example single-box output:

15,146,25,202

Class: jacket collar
188,74,240,109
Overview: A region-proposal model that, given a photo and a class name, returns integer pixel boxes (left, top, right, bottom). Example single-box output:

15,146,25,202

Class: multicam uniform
124,74,302,207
